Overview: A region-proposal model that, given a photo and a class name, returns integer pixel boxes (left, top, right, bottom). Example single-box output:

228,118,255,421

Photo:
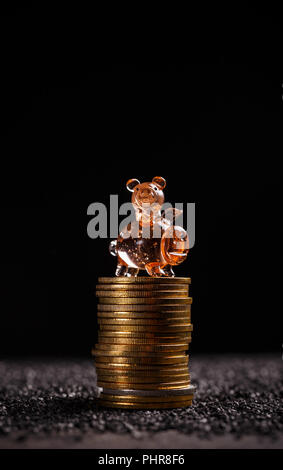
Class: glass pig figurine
110,177,189,277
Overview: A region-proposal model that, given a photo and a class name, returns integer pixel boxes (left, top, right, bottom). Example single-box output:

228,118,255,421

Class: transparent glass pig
110,177,189,277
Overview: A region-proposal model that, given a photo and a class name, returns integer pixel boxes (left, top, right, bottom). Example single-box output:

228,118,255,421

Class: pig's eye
136,188,139,191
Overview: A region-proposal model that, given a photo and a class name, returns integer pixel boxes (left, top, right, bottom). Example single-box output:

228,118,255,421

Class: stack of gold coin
92,277,195,409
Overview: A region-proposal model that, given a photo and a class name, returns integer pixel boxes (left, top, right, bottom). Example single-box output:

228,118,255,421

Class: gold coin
97,370,190,380
97,401,193,409
99,297,192,305
97,381,190,390
96,341,190,349
99,393,193,403
93,350,188,358
94,342,189,350
97,377,190,385
97,376,190,384
98,277,191,284
97,337,191,346
96,290,188,298
97,336,191,345
98,322,191,330
100,385,195,396
97,374,190,384
98,317,192,324
97,367,190,376
98,324,192,332
97,339,191,347
98,337,191,345
94,362,188,372
97,304,191,312
94,341,189,347
97,331,191,338
95,364,189,373
98,322,193,332
93,344,188,354
97,400,192,409
96,366,189,373
97,311,191,319
98,330,191,339
94,355,188,365
97,284,189,291
99,395,193,405
96,366,189,376
95,361,189,371
98,317,191,325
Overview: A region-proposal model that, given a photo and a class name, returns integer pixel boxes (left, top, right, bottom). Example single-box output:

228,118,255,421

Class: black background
0,7,282,356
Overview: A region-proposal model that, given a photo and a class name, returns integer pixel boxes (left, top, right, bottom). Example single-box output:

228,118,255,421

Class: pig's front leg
126,268,139,277
115,264,129,276
145,262,163,277
161,264,175,277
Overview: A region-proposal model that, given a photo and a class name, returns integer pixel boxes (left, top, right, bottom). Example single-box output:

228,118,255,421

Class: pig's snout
139,187,155,203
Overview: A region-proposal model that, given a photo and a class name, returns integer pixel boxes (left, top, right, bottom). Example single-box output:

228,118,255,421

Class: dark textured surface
0,355,282,448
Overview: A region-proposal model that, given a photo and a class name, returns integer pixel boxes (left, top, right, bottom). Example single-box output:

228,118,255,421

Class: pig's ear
152,176,166,190
126,178,140,192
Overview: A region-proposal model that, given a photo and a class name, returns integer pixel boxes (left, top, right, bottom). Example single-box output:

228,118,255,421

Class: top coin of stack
93,277,194,409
